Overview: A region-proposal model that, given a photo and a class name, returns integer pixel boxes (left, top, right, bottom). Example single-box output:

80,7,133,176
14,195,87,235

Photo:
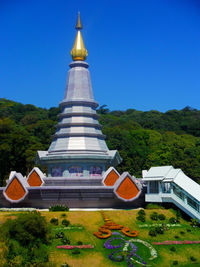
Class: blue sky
0,0,200,112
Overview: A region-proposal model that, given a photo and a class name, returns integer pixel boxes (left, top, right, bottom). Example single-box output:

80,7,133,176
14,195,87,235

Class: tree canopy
0,98,200,184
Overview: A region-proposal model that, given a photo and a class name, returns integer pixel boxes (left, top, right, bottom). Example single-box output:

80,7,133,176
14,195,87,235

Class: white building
143,166,200,221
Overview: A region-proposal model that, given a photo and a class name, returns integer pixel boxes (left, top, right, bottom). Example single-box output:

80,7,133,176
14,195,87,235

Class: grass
0,209,200,266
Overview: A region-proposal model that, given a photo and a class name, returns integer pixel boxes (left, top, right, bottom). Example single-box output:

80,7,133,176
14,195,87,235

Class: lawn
0,208,200,267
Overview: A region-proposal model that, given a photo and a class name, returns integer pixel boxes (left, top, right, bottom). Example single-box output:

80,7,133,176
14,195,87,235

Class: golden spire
71,12,88,61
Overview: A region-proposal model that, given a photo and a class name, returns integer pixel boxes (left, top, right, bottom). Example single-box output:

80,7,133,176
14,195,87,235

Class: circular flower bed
109,250,124,262
104,237,125,249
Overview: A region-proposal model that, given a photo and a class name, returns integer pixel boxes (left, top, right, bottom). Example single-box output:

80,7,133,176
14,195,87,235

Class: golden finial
71,12,88,61
75,12,82,30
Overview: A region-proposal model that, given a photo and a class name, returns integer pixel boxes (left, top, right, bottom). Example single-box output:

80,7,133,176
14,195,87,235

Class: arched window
51,166,63,177
69,166,83,177
89,166,102,177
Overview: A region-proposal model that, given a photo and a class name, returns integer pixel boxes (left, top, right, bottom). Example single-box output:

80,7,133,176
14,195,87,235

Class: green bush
49,205,69,212
62,238,70,245
77,241,83,245
180,231,185,235
61,213,67,217
62,219,70,226
0,212,49,265
61,264,71,267
191,218,199,227
150,212,158,221
175,209,182,220
169,217,179,224
190,256,197,262
158,214,165,220
50,217,59,225
170,247,176,252
146,204,165,209
138,209,145,216
55,232,64,239
149,229,157,237
155,226,164,234
136,215,145,222
173,260,178,265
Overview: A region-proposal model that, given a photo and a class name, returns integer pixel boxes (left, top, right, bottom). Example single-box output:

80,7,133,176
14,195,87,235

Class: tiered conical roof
48,14,108,155
37,13,122,171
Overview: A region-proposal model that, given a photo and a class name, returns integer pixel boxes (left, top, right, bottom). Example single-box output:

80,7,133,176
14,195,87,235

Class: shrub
174,235,179,239
138,209,145,216
0,212,49,265
49,205,69,212
1,212,49,246
136,215,145,222
61,264,71,267
55,232,64,239
62,238,70,245
175,209,182,220
186,229,191,232
180,231,185,235
169,217,178,224
72,248,80,255
77,241,83,245
190,256,197,262
61,213,67,218
158,214,165,221
173,260,178,265
50,218,59,225
62,219,70,227
155,226,164,234
170,247,176,252
150,212,158,221
146,203,165,209
191,218,199,227
149,229,157,237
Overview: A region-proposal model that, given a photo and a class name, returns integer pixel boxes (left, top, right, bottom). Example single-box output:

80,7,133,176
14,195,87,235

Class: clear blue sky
0,0,200,112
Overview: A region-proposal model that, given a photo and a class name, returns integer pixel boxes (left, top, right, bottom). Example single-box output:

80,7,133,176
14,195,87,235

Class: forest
0,98,200,186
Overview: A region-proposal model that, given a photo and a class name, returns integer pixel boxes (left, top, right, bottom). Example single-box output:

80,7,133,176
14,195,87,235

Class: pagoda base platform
1,167,144,209
0,186,145,209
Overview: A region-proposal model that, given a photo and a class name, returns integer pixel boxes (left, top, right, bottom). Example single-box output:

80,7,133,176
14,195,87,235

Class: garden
0,205,199,266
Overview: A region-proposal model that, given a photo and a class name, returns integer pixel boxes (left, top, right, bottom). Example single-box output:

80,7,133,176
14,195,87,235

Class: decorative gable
114,172,141,201
27,167,44,187
102,167,120,186
3,173,28,203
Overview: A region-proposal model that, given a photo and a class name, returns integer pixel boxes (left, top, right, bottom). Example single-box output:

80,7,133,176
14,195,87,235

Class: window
68,166,83,177
51,166,62,177
173,185,184,200
149,181,159,193
187,197,199,212
89,166,102,177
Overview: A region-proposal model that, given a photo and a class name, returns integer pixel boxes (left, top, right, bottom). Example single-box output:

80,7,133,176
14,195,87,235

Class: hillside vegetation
0,208,199,266
0,98,200,185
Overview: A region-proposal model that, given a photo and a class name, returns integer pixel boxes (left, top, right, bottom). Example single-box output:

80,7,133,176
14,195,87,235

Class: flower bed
103,232,157,265
104,237,125,249
138,223,181,228
94,211,138,239
152,240,200,245
129,239,157,260
95,212,158,265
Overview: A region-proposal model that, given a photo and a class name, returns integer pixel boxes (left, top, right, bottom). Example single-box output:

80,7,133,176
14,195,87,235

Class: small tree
1,212,49,265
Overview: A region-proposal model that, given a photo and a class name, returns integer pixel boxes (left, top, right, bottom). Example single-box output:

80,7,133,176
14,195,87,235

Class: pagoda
37,13,122,178
1,14,142,208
